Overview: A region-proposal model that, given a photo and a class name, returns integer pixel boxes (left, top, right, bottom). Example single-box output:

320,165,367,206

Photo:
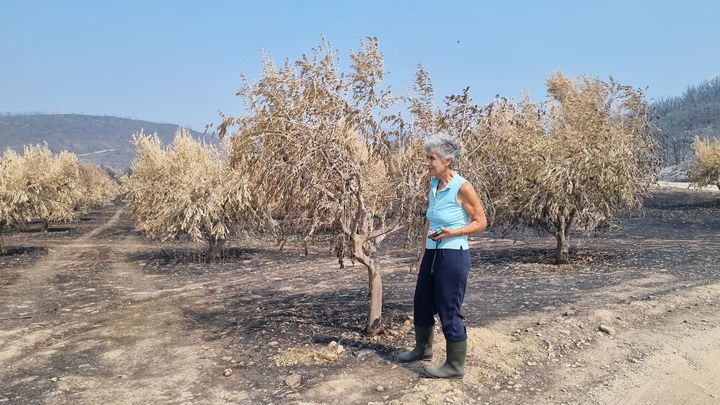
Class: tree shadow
643,190,720,210
477,246,621,266
126,246,264,266
0,246,49,257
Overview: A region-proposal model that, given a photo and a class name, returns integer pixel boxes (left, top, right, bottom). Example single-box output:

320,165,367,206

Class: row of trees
122,38,660,333
0,144,118,253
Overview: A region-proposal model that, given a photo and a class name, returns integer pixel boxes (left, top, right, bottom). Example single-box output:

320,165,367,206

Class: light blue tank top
426,173,470,250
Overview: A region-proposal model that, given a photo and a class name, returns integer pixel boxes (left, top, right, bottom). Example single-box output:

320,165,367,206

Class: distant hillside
654,76,720,164
0,114,215,170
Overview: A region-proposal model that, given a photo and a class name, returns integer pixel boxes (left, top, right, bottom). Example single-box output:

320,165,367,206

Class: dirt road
1,187,719,404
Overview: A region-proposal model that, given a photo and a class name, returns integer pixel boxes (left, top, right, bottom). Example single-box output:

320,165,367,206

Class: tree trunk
366,259,383,336
207,237,226,261
554,217,570,264
42,219,49,232
0,222,6,255
555,232,569,264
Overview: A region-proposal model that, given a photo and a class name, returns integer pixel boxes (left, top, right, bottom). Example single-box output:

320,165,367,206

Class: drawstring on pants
430,240,440,274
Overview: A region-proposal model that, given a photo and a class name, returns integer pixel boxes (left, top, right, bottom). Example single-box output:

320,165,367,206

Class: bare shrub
688,137,720,190
122,129,252,260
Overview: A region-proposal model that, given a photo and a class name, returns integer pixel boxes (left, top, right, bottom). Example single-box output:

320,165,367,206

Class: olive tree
122,129,252,259
1,144,84,248
489,73,659,263
687,137,720,190
0,149,32,253
21,144,82,231
77,162,120,209
218,38,426,335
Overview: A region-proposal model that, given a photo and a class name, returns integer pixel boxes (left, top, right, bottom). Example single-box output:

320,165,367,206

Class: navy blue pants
414,248,471,342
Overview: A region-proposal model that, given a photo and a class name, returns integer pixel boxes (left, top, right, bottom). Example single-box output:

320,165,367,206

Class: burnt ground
1,186,719,404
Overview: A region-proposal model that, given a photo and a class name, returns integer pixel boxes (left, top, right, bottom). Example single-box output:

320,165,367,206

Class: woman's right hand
414,257,422,275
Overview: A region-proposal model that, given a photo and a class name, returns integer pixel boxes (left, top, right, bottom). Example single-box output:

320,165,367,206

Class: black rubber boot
397,326,434,362
423,339,466,378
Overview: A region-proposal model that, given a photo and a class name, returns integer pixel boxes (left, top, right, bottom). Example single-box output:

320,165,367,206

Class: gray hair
424,133,460,167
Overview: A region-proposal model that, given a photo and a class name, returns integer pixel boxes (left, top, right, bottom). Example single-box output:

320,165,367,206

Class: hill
654,76,720,164
0,114,215,170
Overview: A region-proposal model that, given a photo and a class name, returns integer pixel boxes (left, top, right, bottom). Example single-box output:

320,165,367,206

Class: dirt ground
1,184,719,405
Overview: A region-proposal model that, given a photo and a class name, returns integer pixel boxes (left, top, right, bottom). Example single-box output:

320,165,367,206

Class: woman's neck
437,169,454,188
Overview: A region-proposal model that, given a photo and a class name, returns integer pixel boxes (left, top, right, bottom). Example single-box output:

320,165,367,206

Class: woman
397,133,487,379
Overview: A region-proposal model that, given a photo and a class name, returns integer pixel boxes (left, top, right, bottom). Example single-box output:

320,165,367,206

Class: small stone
525,327,534,333
50,377,58,382
223,368,233,377
537,320,547,325
353,349,373,359
564,310,576,317
376,385,385,392
492,383,501,390
336,344,345,354
599,325,616,335
221,356,233,362
180,391,193,399
269,341,279,347
285,373,302,388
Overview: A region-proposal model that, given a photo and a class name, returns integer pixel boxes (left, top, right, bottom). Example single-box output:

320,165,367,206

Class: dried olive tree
0,149,32,253
218,38,426,334
122,129,252,259
21,144,82,231
688,137,720,190
489,73,659,263
77,162,120,209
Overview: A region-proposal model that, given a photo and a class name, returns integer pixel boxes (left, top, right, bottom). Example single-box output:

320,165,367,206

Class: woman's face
425,151,451,177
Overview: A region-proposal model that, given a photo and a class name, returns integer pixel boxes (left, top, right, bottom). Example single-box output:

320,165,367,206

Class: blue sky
1,1,719,131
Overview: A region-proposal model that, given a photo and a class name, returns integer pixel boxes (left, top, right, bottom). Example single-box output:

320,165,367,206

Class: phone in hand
427,229,442,239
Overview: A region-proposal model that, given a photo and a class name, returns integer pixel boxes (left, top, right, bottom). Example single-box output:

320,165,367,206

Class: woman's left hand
429,226,453,241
